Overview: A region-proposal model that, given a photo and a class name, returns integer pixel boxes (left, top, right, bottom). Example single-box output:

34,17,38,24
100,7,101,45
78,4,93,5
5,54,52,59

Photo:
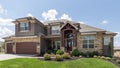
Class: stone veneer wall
77,32,103,54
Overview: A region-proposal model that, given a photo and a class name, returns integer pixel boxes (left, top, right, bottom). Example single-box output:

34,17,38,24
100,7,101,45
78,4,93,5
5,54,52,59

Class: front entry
65,30,73,51
61,23,77,52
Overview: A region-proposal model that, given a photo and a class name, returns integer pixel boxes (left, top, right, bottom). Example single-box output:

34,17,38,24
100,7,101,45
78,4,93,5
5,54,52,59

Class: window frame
104,36,111,45
51,25,60,35
82,35,95,48
19,22,29,32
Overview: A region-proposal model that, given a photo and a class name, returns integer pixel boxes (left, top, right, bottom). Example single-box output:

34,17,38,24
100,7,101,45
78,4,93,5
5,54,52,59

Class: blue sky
0,0,120,47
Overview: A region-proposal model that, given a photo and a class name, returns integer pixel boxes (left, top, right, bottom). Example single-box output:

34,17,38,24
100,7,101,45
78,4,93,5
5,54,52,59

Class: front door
65,39,72,51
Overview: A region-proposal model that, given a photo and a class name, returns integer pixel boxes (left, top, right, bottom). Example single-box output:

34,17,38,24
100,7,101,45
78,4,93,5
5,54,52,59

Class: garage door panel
16,42,36,54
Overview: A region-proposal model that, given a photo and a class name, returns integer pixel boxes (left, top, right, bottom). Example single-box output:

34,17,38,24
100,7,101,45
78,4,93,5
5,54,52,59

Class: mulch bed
34,55,120,67
36,56,81,62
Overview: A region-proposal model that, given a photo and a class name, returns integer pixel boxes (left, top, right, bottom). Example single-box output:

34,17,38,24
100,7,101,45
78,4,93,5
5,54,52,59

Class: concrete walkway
0,54,36,61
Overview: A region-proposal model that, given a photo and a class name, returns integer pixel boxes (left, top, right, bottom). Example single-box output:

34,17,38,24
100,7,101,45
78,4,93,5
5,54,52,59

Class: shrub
112,57,117,61
86,51,93,57
62,53,70,59
100,56,106,60
44,53,51,60
46,50,52,54
56,49,64,55
92,51,99,56
53,50,57,54
116,60,120,64
83,51,99,57
93,55,97,58
97,56,101,59
55,54,63,61
72,49,80,56
79,55,82,58
105,57,111,60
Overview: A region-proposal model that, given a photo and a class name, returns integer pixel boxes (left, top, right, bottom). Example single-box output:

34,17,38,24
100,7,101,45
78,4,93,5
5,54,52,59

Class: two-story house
3,17,116,56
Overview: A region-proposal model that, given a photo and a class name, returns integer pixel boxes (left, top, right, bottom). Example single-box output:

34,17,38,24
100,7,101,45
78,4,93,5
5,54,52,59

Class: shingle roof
79,24,106,33
43,19,116,34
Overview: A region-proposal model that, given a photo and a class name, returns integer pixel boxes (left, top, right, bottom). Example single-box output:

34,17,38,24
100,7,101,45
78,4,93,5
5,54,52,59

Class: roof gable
60,21,78,30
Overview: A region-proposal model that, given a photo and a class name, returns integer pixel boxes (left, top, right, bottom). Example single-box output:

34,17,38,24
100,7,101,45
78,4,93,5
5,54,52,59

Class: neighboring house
114,48,120,57
3,17,117,56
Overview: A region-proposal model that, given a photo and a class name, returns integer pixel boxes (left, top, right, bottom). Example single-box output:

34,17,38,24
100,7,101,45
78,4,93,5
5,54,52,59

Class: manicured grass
0,58,118,68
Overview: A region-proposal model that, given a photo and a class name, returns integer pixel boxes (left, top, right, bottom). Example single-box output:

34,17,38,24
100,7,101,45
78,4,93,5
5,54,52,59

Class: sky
0,0,120,47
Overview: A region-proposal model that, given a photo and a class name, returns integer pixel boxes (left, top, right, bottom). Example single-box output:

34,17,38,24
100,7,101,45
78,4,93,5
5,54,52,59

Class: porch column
5,43,7,53
36,42,40,54
13,42,16,54
36,36,41,54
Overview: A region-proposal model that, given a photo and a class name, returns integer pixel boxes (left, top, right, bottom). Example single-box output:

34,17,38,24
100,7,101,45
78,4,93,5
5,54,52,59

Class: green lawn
0,58,118,68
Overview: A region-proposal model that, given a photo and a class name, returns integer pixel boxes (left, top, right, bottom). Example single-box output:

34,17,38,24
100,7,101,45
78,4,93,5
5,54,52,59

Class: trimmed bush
46,50,52,54
44,53,51,60
100,56,106,60
83,51,99,57
72,49,80,56
85,51,93,57
79,55,82,58
93,55,97,58
92,51,99,56
56,49,64,55
116,60,120,64
62,53,70,59
105,57,111,60
55,54,63,61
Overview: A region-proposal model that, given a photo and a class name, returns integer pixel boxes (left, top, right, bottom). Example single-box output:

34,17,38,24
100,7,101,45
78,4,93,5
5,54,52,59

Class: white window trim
51,26,60,35
20,22,29,32
82,36,95,48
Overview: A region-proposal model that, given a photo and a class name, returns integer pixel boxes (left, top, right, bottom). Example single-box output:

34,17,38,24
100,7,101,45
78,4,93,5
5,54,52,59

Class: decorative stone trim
12,36,39,42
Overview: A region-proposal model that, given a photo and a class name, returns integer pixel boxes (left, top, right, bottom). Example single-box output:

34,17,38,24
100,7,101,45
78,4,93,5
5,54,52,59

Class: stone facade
3,17,116,56
77,32,103,54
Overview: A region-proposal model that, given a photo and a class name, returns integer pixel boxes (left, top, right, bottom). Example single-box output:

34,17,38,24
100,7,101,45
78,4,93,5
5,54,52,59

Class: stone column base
61,47,64,52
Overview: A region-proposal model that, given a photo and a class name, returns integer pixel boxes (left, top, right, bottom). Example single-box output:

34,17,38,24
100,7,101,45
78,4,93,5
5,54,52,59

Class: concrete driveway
0,54,36,61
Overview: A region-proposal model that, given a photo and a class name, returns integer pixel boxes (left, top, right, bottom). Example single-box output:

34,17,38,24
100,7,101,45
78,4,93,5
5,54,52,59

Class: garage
16,42,37,54
6,43,13,54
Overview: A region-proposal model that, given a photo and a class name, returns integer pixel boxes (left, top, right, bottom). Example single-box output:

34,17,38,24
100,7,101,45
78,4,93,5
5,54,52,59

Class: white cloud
0,4,7,15
60,14,72,21
78,21,86,24
114,32,120,47
27,13,33,17
0,17,14,26
101,20,108,24
115,32,120,38
0,27,14,41
42,9,58,20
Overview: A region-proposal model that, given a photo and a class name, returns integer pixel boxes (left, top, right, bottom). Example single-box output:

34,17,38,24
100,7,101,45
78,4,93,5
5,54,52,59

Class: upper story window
104,36,111,45
82,36,94,48
52,26,60,35
20,22,29,31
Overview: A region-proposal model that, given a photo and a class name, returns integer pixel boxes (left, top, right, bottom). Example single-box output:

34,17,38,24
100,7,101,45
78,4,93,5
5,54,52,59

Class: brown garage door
16,42,36,54
6,43,13,54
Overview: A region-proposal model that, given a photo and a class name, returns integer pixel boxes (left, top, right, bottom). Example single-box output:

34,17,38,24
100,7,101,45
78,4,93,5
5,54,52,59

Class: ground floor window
104,36,111,45
82,36,94,48
52,41,61,50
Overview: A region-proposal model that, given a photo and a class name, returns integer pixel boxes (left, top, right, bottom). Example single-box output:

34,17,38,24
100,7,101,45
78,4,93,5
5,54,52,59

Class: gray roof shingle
79,24,106,33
